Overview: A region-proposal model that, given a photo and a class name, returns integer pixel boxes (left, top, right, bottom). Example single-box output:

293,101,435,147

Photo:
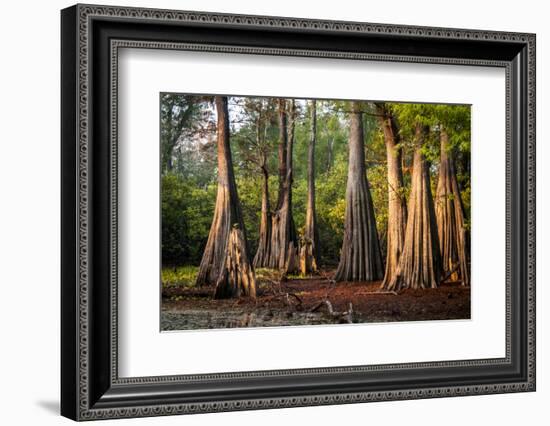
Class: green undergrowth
162,265,318,290
162,265,199,288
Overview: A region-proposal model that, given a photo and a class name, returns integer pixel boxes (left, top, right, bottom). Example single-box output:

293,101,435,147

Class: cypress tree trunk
276,98,288,210
300,100,320,274
195,96,256,298
375,104,408,290
387,126,442,290
267,99,299,274
435,128,470,286
253,156,272,268
334,102,384,282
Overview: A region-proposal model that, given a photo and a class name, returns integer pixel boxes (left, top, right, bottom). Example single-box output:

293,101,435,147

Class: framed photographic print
61,3,536,421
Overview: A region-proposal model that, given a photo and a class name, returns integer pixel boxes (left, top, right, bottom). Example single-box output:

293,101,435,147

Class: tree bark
195,96,256,298
213,227,256,299
253,156,272,268
300,100,320,274
276,98,288,210
334,102,384,282
267,99,299,274
435,128,470,286
387,126,442,290
375,104,408,290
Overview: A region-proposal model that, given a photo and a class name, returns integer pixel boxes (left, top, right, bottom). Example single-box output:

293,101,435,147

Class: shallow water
160,308,339,331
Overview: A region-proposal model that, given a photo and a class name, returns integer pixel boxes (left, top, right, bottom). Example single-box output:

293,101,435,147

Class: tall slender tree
436,127,470,285
387,124,441,290
300,100,320,274
254,99,271,268
195,96,256,299
267,99,299,274
334,101,384,282
276,98,288,210
253,151,272,268
375,103,408,290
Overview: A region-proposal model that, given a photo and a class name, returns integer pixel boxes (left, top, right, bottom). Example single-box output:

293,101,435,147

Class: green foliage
314,153,348,263
367,164,389,253
433,104,471,153
161,174,216,265
234,175,263,253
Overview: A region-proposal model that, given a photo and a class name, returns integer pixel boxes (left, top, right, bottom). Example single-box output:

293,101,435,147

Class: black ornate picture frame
61,4,536,421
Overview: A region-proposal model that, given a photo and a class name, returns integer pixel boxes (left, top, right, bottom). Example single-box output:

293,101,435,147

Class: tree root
441,263,460,283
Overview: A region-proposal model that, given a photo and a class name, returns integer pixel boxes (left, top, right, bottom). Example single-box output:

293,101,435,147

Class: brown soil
161,271,470,331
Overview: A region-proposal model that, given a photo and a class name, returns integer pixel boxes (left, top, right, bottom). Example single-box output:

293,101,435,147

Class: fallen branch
310,300,326,313
285,292,303,310
374,290,399,296
310,300,354,324
260,272,304,311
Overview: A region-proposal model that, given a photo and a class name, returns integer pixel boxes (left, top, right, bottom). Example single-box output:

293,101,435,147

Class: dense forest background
161,95,470,275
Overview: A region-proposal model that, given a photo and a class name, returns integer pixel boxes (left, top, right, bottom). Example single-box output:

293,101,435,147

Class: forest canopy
161,94,470,296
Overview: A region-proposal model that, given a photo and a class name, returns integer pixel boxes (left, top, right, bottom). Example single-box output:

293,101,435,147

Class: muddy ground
161,272,470,331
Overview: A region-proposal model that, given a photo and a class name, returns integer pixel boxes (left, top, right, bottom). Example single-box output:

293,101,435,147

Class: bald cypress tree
250,99,276,269
267,99,299,274
436,128,470,285
300,100,320,274
334,102,384,282
375,103,408,290
387,124,442,291
253,153,272,268
196,96,256,299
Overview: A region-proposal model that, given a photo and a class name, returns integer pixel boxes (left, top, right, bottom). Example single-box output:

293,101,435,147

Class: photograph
160,94,471,331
